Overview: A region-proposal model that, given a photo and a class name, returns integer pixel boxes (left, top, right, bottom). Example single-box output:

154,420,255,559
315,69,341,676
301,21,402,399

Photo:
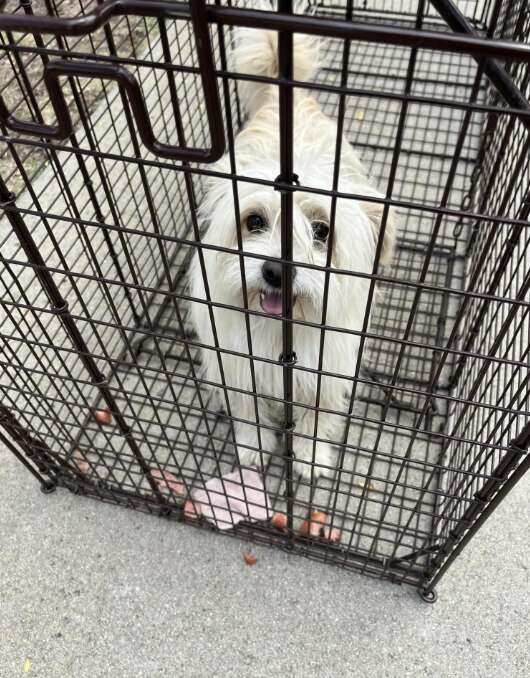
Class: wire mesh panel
0,0,529,598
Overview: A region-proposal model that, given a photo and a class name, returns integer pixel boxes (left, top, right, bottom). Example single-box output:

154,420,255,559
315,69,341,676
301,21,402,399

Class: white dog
189,6,395,480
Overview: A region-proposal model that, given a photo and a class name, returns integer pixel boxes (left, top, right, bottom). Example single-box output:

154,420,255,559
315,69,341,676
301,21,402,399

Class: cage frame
0,0,529,602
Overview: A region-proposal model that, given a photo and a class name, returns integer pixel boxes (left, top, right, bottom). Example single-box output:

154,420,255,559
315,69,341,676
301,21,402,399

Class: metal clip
274,173,300,192
279,352,297,366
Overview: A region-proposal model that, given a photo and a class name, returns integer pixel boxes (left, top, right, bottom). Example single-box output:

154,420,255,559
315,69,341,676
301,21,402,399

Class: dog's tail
232,1,319,116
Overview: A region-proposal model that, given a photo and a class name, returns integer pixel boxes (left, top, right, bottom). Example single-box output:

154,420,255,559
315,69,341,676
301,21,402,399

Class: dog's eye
246,213,266,232
312,220,329,243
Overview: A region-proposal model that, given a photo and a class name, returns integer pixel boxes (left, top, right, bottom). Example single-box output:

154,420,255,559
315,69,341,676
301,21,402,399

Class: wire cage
0,0,529,600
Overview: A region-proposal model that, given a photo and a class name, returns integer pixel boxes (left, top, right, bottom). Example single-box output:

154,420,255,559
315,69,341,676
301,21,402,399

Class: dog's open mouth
259,291,296,316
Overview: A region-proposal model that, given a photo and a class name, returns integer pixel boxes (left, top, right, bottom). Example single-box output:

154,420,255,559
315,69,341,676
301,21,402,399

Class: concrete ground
1,445,528,678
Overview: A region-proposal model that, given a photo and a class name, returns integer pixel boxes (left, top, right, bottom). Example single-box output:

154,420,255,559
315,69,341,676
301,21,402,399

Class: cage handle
0,0,225,162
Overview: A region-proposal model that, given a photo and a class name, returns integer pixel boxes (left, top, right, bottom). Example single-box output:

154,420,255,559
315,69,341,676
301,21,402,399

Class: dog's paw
236,445,262,470
293,441,335,482
234,427,277,472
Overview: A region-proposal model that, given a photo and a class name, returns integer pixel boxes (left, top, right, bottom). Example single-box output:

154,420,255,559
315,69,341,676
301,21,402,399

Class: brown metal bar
430,0,530,130
0,1,528,62
422,422,530,595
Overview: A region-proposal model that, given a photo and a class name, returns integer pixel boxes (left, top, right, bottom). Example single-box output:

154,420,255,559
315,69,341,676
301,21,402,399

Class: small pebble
242,547,257,566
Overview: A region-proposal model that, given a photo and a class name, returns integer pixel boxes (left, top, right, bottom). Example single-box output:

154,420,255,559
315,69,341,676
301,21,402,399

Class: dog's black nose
262,261,296,288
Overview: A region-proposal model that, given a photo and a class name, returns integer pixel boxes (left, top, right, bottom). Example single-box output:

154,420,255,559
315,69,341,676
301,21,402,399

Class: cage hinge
471,492,489,507
279,352,297,366
50,301,70,316
508,443,528,458
0,192,16,209
91,377,110,388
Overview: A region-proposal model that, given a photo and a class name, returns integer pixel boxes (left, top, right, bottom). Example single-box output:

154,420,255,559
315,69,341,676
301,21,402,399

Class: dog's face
200,167,391,326
229,186,333,321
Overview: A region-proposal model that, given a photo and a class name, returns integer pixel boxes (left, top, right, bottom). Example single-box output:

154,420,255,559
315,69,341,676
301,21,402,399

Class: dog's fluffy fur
189,5,395,480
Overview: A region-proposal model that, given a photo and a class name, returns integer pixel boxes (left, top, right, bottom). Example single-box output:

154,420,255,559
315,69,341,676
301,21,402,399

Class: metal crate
0,0,529,601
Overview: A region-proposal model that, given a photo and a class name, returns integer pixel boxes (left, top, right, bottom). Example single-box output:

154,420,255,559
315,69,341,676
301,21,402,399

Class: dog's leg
231,393,277,473
291,405,342,481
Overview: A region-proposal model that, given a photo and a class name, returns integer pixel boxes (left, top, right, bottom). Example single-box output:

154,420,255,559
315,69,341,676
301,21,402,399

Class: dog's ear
359,197,397,266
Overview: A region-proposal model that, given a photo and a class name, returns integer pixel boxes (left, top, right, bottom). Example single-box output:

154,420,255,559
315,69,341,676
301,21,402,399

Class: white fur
189,8,395,480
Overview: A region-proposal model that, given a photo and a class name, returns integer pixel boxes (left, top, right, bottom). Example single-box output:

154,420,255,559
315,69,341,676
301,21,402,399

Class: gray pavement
1,444,528,678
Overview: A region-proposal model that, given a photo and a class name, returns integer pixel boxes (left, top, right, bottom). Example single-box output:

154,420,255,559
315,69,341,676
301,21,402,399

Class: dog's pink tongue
261,292,283,315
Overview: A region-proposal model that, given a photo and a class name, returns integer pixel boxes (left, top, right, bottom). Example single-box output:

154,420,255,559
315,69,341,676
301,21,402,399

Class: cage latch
274,174,300,192
279,352,297,366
